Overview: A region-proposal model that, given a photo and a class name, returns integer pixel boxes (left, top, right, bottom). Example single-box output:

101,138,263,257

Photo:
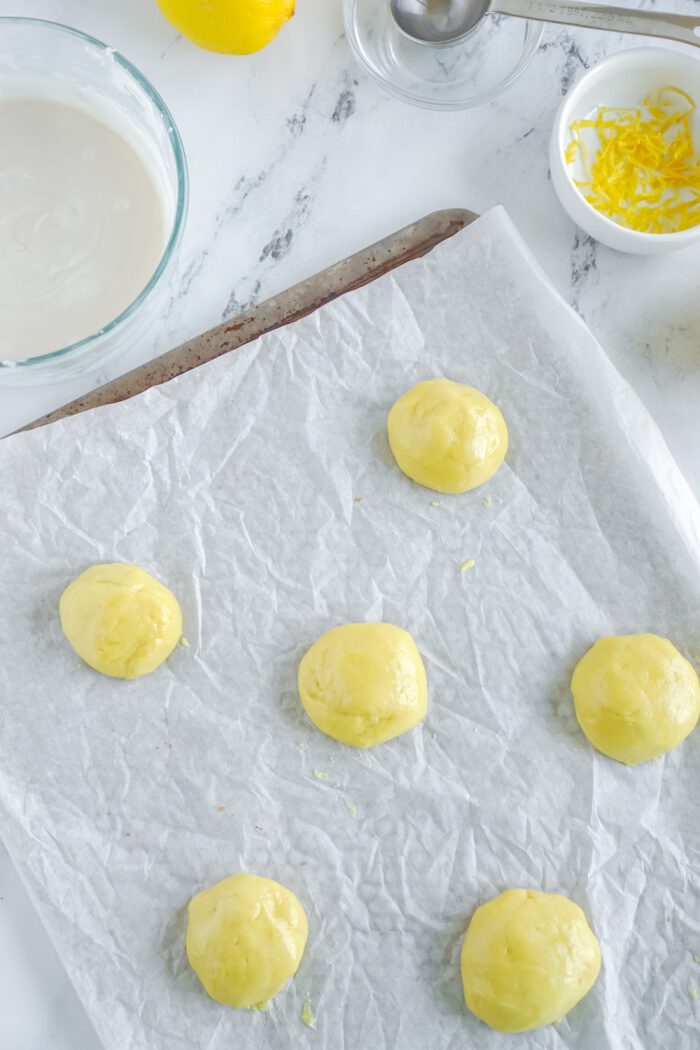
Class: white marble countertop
1,1,698,1046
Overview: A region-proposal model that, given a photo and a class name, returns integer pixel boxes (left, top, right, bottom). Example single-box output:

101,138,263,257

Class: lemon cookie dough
461,888,601,1033
59,563,182,679
572,633,700,765
298,622,427,748
387,378,508,494
186,873,308,1008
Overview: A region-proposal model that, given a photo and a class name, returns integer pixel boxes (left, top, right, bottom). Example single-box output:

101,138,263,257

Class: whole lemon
157,0,295,55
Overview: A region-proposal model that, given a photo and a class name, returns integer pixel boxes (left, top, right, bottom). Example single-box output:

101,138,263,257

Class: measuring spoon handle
492,0,700,47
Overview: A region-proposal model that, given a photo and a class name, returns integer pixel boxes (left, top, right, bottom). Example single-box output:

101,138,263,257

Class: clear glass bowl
0,18,188,385
343,0,543,111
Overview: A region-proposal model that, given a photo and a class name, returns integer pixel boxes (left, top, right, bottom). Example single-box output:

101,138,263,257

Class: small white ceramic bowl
550,47,700,254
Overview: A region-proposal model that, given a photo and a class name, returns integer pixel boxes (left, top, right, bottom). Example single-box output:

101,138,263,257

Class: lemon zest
566,86,700,233
301,998,316,1029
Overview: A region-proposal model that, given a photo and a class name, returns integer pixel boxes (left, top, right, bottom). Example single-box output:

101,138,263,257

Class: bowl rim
342,0,544,112
553,45,700,246
0,16,189,371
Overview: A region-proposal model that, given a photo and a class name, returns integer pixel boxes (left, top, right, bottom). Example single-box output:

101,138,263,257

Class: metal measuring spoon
389,0,700,48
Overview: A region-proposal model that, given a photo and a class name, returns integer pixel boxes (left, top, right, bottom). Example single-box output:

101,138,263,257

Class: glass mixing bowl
0,18,188,385
343,0,544,110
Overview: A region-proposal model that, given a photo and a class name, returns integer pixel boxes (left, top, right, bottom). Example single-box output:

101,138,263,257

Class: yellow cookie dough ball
298,622,427,748
461,888,601,1033
387,378,508,494
186,873,308,1008
59,563,182,680
571,633,700,766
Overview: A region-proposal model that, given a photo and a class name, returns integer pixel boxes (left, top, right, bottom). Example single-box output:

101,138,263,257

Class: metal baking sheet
16,209,478,433
1,207,699,1050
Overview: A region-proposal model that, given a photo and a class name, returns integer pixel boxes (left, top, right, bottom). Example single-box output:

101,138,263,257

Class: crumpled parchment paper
1,208,699,1050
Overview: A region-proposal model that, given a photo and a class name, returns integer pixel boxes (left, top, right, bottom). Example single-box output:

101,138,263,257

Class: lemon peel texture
157,0,295,55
